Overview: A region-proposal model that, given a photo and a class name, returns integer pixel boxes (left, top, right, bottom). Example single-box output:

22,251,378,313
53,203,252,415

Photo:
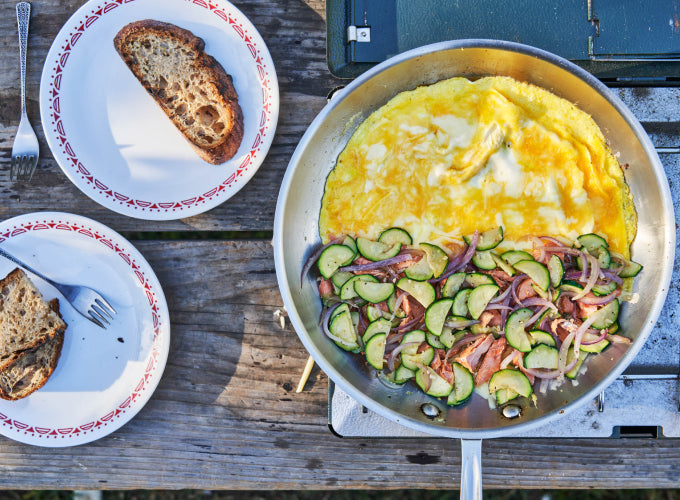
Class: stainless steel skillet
273,40,675,498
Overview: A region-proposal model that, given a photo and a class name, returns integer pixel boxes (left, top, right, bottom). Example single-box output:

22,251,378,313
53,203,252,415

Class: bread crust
0,268,67,372
0,276,67,401
0,331,64,401
113,20,244,164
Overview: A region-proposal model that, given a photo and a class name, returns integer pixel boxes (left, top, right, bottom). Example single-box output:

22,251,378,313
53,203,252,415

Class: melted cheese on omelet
319,76,637,256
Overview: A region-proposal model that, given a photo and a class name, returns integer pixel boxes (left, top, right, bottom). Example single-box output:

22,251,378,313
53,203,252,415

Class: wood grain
1,1,679,234
0,239,677,490
0,0,678,491
0,0,336,233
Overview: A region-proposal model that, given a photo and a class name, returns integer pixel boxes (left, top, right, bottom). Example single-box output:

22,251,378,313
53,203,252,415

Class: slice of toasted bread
0,330,64,401
113,19,244,164
0,268,67,372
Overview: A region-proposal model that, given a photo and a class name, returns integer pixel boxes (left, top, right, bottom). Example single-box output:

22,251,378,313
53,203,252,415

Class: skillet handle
460,438,483,500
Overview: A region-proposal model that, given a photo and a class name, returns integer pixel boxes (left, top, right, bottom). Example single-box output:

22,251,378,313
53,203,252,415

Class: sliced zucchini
488,368,533,398
365,304,384,323
424,298,454,336
524,344,559,370
472,250,497,270
427,332,446,349
501,250,534,265
594,247,611,269
394,364,415,383
330,303,350,321
470,323,501,335
566,349,588,379
577,233,608,253
579,332,610,353
420,242,449,278
467,283,499,320
491,252,516,277
505,307,534,352
356,237,401,262
354,280,395,304
465,272,495,287
441,272,466,297
592,281,617,296
529,329,556,347
363,317,392,343
387,292,407,318
415,366,453,397
378,227,412,246
365,333,386,369
452,288,472,317
440,327,467,349
329,310,360,351
318,244,356,278
464,226,504,251
340,274,378,300
331,271,354,289
342,235,358,256
586,298,619,330
559,279,584,294
495,388,519,405
447,362,474,405
513,260,550,291
547,254,564,288
397,277,436,308
404,257,434,281
619,259,643,278
401,333,435,370
401,329,426,346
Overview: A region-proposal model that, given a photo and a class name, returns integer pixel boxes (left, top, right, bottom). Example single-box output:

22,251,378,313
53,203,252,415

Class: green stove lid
327,0,680,84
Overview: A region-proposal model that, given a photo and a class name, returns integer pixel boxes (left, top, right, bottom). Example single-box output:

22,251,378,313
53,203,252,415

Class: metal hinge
347,25,371,43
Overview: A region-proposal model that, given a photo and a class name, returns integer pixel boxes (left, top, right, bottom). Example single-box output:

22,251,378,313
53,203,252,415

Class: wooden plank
0,0,337,233
0,239,678,490
1,1,680,234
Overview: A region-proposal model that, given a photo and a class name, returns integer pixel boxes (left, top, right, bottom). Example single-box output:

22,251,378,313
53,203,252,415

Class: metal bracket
347,25,371,43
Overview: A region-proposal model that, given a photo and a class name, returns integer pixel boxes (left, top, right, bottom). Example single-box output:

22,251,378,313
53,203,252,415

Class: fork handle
0,246,60,290
16,2,30,116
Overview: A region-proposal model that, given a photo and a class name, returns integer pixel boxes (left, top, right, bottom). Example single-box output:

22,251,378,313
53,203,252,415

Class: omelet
319,76,637,257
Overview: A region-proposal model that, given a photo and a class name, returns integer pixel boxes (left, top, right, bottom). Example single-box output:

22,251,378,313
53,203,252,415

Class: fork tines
10,154,37,182
88,297,117,329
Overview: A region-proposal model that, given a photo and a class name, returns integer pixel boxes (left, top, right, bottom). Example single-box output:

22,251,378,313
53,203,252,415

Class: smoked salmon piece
474,337,507,386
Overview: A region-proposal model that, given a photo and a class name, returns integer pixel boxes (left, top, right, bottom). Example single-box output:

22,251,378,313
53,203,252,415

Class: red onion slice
386,341,420,372
521,297,559,313
500,349,520,369
339,252,417,273
445,333,485,359
580,328,608,345
485,303,513,311
489,285,512,304
578,289,620,306
574,254,600,300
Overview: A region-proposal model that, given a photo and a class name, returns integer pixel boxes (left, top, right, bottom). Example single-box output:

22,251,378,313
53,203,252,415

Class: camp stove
326,0,680,439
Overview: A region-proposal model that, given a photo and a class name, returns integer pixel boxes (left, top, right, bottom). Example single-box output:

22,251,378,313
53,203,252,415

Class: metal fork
10,2,39,182
0,247,116,329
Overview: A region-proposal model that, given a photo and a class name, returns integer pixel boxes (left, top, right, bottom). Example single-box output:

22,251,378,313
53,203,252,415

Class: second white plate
39,0,279,220
0,212,170,447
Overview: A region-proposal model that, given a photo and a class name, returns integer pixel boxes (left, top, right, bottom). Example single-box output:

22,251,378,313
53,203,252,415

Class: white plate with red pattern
39,0,279,220
0,212,170,446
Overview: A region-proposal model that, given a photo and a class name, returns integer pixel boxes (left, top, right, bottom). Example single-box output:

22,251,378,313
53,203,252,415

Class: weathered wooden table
0,0,679,491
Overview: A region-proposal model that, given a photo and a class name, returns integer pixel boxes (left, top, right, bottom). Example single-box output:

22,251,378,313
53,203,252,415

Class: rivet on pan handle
460,438,483,500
